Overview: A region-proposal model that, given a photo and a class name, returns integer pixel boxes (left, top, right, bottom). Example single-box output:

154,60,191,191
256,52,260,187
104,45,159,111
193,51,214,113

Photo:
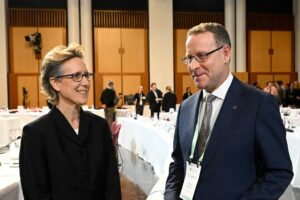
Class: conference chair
111,121,123,167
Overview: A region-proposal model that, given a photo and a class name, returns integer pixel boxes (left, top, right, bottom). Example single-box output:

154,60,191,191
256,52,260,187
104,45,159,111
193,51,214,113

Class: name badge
180,161,201,200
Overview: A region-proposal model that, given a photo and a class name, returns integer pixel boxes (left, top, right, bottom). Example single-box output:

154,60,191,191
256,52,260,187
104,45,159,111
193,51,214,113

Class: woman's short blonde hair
40,43,84,105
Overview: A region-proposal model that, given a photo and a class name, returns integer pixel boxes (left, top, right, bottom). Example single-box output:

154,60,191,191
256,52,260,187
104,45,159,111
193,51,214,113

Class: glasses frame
182,45,224,65
54,72,94,82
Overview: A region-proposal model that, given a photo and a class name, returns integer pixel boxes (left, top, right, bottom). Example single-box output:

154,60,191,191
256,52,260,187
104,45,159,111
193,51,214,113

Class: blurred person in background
100,80,119,128
147,82,163,118
183,86,193,100
134,85,146,115
162,86,177,112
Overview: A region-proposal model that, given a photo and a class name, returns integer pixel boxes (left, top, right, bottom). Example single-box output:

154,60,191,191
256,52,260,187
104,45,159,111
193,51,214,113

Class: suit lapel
78,109,91,144
184,91,203,159
201,78,247,170
51,107,89,147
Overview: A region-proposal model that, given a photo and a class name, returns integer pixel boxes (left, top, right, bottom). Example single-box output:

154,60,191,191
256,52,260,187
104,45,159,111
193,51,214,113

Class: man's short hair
187,22,231,47
150,82,156,87
107,80,114,85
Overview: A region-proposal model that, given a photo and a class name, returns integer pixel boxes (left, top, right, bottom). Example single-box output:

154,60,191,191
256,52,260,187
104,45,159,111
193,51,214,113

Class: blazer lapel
201,78,247,170
78,109,91,144
50,107,83,147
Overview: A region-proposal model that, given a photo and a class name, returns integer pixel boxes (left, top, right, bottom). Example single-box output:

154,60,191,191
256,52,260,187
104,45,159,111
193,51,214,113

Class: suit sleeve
164,105,185,200
19,125,52,200
240,94,293,199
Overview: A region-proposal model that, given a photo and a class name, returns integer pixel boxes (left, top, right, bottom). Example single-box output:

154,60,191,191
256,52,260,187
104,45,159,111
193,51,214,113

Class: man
100,80,118,127
162,86,177,112
147,82,163,118
133,85,146,115
164,22,293,200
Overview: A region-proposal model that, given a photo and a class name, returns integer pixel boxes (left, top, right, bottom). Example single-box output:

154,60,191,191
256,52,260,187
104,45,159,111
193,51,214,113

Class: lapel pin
232,105,238,110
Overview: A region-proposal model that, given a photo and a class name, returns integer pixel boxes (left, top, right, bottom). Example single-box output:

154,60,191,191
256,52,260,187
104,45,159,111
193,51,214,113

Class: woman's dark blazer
19,107,121,200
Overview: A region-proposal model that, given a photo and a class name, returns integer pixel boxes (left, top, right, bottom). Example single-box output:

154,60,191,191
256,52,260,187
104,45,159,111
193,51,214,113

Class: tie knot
205,94,216,102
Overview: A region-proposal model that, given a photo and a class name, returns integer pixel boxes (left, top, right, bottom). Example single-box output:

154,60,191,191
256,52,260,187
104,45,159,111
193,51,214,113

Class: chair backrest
124,94,135,105
111,121,121,145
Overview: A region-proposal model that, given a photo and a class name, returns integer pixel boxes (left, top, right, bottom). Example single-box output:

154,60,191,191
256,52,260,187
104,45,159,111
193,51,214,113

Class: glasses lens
84,72,91,80
73,72,83,82
182,57,189,65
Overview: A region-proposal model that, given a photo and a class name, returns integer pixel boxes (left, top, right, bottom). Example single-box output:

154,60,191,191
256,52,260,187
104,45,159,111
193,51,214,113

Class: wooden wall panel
17,76,38,107
10,27,39,73
257,74,273,88
274,74,290,85
94,28,122,73
38,27,66,64
175,29,188,73
94,27,148,108
122,29,147,73
182,75,198,96
232,72,249,83
10,27,67,108
272,31,292,72
38,27,67,107
123,75,141,95
94,10,148,29
249,31,270,72
38,85,47,107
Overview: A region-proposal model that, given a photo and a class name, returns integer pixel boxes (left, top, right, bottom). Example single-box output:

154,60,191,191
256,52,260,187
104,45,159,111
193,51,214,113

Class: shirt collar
203,73,233,100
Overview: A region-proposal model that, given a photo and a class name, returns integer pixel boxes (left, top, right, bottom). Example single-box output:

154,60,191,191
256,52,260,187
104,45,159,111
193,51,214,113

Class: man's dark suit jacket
162,92,177,112
147,89,163,112
164,77,293,200
20,107,121,200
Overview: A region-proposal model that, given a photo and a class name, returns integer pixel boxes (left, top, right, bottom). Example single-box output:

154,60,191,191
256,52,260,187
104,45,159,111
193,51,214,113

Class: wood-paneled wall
248,30,295,86
93,10,149,108
94,10,148,28
94,28,148,108
9,9,66,108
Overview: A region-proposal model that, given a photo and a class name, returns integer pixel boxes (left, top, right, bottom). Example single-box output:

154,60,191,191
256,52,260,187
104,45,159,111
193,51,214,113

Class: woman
162,86,177,112
19,43,121,199
182,86,192,100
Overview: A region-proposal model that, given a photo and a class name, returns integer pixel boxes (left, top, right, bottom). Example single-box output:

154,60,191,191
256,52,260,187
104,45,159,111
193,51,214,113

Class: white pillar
67,0,80,44
80,0,93,73
0,0,8,107
294,0,300,80
148,0,174,90
224,0,236,72
236,0,246,72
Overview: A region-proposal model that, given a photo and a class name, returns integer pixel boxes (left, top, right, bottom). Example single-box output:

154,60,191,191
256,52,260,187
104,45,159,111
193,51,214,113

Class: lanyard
189,101,210,166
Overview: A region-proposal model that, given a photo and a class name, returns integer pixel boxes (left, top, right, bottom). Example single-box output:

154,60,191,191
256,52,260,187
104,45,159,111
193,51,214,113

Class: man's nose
188,60,200,71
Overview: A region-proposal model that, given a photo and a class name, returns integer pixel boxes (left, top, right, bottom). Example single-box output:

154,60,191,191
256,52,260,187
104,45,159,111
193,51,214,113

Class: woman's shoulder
83,110,107,124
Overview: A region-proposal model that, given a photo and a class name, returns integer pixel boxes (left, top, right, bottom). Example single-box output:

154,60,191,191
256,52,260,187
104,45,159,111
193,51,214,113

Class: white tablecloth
287,128,300,188
118,117,174,177
0,143,22,200
0,117,23,149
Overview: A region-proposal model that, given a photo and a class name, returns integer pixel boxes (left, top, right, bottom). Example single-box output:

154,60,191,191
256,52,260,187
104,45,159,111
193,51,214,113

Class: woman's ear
49,77,60,92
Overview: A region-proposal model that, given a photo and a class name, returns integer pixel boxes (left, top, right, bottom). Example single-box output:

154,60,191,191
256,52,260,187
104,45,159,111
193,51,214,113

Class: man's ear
223,45,231,64
49,78,60,92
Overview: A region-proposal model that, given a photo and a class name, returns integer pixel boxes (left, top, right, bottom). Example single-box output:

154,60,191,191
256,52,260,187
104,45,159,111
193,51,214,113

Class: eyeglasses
182,45,224,65
55,72,94,82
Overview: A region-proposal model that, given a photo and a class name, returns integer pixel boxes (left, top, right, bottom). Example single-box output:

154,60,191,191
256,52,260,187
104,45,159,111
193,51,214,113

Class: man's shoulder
181,91,200,107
